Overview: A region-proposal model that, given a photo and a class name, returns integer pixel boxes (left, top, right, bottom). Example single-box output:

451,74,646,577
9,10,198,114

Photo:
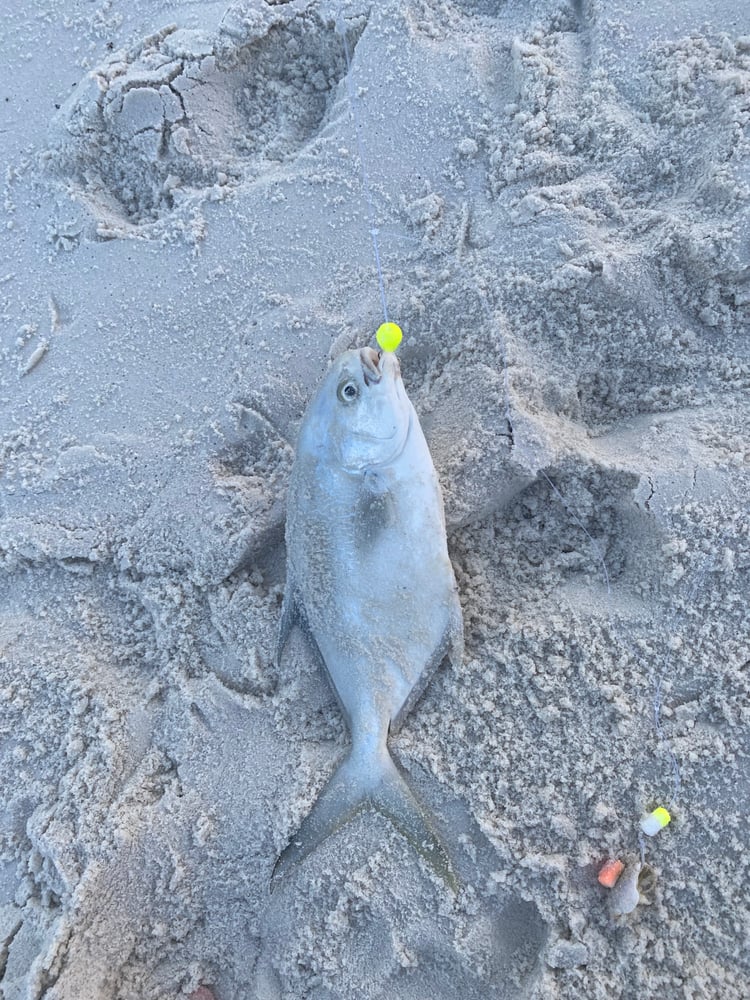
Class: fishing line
482,277,712,819
539,469,612,597
336,13,390,325
479,272,718,845
333,4,723,870
633,519,737,870
643,520,736,803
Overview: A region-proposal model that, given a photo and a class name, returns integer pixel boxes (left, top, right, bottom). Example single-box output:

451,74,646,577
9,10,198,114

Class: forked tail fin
272,748,457,892
370,753,458,892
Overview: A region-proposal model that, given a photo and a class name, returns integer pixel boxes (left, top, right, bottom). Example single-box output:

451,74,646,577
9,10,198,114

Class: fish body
274,347,463,887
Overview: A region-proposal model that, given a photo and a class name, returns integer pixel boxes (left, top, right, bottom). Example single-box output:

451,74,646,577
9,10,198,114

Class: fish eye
337,380,360,403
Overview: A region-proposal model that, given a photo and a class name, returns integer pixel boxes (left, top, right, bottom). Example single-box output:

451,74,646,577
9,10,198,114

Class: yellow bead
640,807,671,836
376,322,403,352
652,807,671,827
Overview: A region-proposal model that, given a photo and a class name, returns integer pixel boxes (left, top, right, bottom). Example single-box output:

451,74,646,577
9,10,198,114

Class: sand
1,0,749,997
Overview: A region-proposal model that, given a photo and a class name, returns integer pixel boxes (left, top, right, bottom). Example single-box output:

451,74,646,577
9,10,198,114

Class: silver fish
274,346,463,888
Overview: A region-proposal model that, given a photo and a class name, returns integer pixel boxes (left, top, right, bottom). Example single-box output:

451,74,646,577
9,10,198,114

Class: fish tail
272,753,367,890
271,747,457,892
370,751,458,893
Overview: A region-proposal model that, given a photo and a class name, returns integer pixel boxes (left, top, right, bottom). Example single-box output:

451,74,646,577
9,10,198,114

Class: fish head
301,347,412,471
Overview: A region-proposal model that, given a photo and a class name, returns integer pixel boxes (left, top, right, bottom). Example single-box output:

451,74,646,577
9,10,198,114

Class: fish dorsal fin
276,582,328,674
276,582,302,668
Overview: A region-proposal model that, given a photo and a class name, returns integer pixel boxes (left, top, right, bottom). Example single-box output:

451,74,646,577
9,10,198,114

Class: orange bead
598,858,625,888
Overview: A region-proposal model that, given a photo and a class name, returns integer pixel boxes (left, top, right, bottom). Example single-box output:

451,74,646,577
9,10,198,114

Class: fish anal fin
445,594,464,670
391,599,464,734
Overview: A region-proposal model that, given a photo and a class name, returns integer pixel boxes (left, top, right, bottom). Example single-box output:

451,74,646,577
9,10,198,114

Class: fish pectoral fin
271,756,368,890
370,755,458,893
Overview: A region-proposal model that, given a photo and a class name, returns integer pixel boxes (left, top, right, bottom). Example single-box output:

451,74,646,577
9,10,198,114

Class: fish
273,345,463,889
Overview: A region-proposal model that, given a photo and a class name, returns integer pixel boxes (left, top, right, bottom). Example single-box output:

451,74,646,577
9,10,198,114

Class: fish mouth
355,347,405,442
359,346,382,386
362,427,399,443
336,347,410,470
359,345,401,386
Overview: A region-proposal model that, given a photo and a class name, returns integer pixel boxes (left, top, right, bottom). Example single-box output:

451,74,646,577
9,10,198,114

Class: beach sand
1,1,749,997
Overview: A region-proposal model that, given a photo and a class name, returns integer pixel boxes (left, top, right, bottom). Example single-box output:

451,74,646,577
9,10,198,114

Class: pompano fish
274,346,463,888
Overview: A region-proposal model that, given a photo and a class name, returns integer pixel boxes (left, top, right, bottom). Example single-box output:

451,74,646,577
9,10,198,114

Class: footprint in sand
46,3,364,240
